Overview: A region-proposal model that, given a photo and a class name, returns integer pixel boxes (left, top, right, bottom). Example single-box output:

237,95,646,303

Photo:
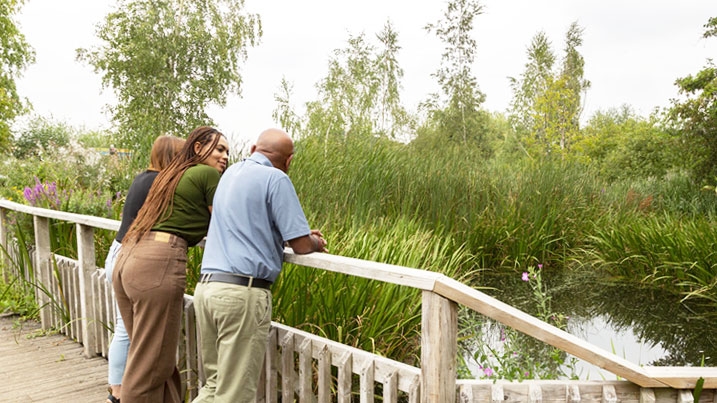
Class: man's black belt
200,272,272,290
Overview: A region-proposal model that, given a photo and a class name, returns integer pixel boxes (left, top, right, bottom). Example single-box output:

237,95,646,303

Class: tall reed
273,214,476,363
292,135,607,274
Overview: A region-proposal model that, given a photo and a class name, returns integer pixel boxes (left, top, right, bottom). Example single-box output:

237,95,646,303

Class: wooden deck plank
0,314,108,402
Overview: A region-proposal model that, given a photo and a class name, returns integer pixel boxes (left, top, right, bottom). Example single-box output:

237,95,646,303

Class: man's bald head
252,128,295,172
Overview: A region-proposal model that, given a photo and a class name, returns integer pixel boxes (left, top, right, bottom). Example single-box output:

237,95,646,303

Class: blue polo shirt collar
249,152,273,167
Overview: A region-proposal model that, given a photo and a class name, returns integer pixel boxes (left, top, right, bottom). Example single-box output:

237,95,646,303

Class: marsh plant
3,117,717,376
0,218,61,321
463,265,578,381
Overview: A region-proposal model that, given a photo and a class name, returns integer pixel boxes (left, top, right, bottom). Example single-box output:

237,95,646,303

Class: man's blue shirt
201,152,310,282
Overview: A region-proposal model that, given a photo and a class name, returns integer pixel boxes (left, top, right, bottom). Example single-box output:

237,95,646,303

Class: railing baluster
92,270,105,354
63,261,74,338
383,370,398,403
70,263,80,339
336,350,353,403
183,297,199,400
408,375,421,403
491,383,505,403
281,332,295,402
33,215,52,329
76,223,97,357
528,383,542,403
318,344,331,403
299,338,313,402
265,327,279,403
677,390,693,403
567,384,581,403
360,359,375,403
0,207,8,283
602,384,617,403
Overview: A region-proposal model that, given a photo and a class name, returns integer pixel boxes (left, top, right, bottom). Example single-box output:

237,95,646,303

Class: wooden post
0,207,9,283
33,215,52,329
421,290,457,403
76,223,97,357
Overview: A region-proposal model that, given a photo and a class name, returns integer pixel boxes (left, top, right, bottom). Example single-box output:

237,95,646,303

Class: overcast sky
14,0,717,146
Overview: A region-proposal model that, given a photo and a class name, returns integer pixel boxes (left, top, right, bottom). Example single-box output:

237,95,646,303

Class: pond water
565,315,668,380
467,270,717,380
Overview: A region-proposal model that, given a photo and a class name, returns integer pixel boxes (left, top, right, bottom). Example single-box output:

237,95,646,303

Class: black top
115,170,159,243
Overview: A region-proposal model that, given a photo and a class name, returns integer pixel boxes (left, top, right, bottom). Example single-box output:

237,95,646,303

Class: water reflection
567,279,717,367
472,269,717,379
566,315,667,379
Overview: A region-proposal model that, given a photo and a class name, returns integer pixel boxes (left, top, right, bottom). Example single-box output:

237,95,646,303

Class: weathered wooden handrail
286,252,717,389
2,198,717,402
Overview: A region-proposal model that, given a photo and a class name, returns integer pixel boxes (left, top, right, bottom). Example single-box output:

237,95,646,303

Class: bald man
193,128,327,402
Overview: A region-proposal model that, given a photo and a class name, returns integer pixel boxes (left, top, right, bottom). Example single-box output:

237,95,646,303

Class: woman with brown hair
105,134,185,403
112,126,229,403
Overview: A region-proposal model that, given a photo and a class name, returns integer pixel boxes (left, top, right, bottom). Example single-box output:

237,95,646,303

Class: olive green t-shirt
152,164,220,246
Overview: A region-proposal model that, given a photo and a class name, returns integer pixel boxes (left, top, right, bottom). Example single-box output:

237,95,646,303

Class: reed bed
283,134,717,366
4,132,717,373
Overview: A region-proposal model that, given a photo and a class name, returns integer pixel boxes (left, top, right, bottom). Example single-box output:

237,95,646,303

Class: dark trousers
113,231,188,403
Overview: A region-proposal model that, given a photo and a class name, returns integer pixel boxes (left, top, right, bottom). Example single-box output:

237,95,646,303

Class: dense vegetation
1,0,716,380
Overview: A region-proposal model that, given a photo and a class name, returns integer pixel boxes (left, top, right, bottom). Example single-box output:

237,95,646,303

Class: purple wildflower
23,187,36,205
521,272,529,282
483,367,494,377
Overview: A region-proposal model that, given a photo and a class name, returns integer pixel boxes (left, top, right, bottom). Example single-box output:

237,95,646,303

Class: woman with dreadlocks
112,126,229,403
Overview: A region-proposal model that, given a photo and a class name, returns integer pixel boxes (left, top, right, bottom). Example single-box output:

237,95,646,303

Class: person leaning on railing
192,128,327,403
104,135,185,403
111,126,229,403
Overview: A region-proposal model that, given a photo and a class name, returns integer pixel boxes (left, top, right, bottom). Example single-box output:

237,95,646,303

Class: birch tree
77,0,261,157
423,0,486,146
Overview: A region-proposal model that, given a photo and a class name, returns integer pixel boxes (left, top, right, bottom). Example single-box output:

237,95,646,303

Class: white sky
14,0,717,146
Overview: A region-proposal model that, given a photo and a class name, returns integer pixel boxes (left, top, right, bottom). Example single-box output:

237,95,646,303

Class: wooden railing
2,198,717,403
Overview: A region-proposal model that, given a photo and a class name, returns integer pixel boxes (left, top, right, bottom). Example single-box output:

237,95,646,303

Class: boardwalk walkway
0,314,107,403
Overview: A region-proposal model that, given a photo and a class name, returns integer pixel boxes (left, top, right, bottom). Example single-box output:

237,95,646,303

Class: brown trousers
113,231,188,403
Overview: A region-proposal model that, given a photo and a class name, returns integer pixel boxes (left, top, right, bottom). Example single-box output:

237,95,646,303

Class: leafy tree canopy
0,0,35,153
508,22,589,158
666,16,717,183
298,22,412,143
12,115,71,159
573,106,675,181
77,0,262,162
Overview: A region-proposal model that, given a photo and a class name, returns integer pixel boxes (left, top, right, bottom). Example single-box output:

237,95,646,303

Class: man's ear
285,153,294,171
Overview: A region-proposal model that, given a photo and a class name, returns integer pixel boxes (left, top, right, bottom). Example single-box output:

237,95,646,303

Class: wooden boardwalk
0,314,108,403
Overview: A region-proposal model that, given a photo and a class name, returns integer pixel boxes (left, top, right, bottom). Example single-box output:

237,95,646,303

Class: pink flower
521,272,529,282
483,367,494,377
